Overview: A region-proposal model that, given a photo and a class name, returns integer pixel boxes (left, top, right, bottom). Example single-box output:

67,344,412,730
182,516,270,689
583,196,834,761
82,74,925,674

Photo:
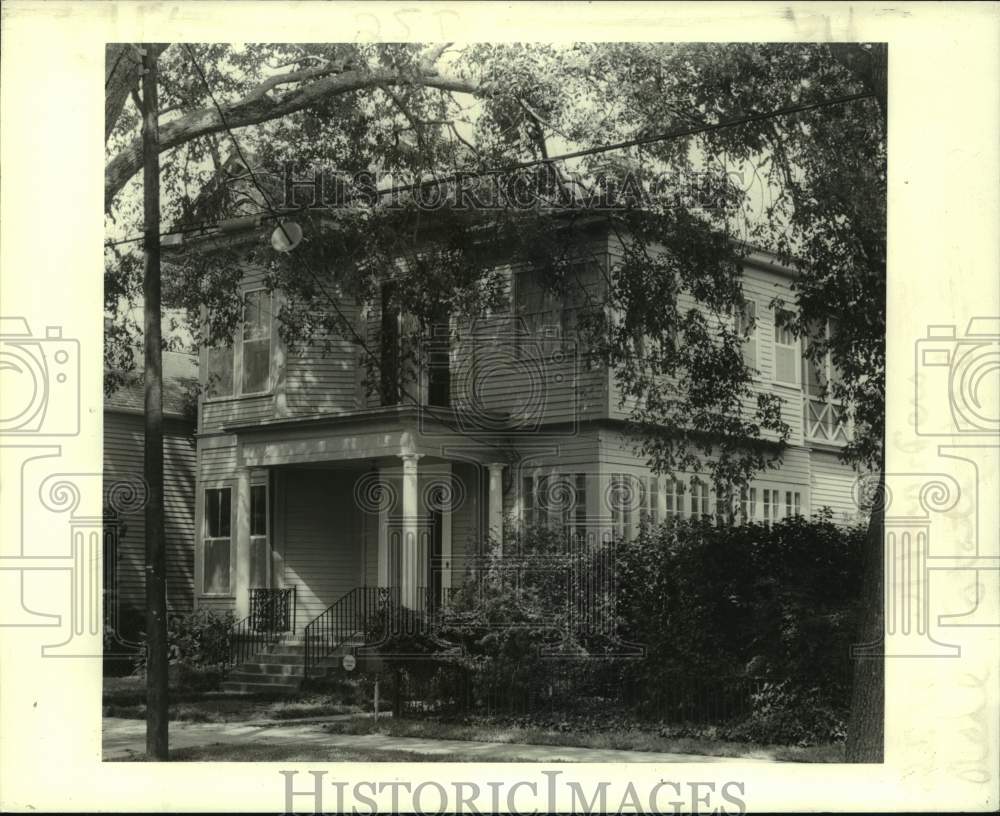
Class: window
785,490,802,518
773,308,800,385
740,487,758,523
715,487,736,525
523,472,587,539
733,299,758,371
249,483,268,589
574,472,587,543
664,478,685,521
689,478,710,519
204,289,273,398
762,488,781,524
205,343,234,398
203,487,232,594
515,262,592,357
647,476,659,525
242,290,272,394
522,476,538,528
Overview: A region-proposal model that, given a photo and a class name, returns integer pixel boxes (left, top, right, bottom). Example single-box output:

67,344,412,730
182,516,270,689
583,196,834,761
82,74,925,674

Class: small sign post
342,654,356,672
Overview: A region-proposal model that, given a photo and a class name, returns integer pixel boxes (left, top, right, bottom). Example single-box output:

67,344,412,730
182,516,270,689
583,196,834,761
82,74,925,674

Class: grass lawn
103,674,361,723
109,742,499,762
323,715,844,763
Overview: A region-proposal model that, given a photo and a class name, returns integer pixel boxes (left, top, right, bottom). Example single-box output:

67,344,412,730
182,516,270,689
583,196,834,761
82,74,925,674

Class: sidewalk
103,717,774,763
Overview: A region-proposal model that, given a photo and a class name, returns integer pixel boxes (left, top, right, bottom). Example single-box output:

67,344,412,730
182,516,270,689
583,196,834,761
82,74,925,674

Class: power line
181,44,516,457
104,87,876,249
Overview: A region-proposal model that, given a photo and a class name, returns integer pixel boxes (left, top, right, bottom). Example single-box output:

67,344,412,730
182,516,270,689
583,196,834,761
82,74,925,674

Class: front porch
199,406,510,681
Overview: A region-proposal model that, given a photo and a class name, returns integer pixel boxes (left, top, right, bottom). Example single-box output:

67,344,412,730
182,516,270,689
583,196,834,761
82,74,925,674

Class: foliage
615,515,864,716
400,516,863,742
105,41,884,487
133,609,235,689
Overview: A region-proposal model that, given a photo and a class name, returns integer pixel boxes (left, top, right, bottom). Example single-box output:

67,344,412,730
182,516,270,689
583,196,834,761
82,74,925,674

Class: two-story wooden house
168,218,863,682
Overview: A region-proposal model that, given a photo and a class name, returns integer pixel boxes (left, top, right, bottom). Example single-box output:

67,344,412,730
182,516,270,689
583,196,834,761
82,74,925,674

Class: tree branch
106,65,481,209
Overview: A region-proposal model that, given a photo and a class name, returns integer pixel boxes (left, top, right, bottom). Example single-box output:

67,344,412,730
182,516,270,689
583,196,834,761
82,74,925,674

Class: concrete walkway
103,717,774,763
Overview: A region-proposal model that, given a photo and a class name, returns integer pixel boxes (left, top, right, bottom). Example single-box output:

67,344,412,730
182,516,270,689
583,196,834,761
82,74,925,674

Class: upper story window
773,308,801,386
203,290,273,399
514,262,595,356
802,319,843,398
242,290,273,395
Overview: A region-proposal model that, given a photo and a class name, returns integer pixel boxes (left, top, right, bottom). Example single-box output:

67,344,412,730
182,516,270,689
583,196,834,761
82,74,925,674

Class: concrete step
233,662,304,677
220,679,302,694
227,669,301,685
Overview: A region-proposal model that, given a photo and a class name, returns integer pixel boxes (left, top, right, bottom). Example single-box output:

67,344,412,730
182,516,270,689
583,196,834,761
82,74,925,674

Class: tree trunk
141,46,169,761
845,467,885,762
105,43,167,144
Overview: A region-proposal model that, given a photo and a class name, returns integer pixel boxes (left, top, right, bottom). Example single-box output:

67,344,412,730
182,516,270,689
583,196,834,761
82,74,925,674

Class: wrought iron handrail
303,586,400,676
225,587,296,671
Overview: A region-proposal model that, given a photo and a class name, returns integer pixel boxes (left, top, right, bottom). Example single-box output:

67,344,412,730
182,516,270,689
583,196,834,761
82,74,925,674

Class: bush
616,513,864,720
133,609,235,689
723,680,848,746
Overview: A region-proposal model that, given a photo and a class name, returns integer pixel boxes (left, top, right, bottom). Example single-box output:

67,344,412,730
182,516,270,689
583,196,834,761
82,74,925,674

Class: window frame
202,484,234,596
733,297,759,375
241,288,274,396
772,307,801,387
202,289,275,402
249,481,270,590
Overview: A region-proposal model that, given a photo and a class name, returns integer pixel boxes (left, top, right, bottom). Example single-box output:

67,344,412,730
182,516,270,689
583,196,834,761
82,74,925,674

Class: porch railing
804,396,851,444
303,586,400,677
225,587,296,671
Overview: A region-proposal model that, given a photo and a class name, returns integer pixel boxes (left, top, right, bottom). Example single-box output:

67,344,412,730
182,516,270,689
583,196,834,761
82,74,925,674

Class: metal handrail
303,586,400,676
225,587,296,671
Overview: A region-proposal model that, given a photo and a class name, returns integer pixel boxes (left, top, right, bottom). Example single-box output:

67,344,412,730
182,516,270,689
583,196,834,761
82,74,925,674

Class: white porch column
234,466,252,619
400,453,423,609
487,462,506,548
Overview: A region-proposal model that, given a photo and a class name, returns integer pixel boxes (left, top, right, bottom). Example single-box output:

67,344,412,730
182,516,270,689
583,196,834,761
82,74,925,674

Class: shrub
723,680,848,746
133,609,235,689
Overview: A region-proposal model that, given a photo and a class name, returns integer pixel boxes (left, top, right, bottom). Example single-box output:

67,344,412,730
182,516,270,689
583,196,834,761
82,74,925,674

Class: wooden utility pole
140,45,169,760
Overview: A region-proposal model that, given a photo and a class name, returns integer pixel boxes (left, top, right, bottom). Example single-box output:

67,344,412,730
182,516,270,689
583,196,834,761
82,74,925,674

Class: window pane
251,484,267,536
204,538,230,593
775,346,797,384
249,536,268,588
206,488,231,538
243,291,271,341
206,345,234,398
243,338,271,393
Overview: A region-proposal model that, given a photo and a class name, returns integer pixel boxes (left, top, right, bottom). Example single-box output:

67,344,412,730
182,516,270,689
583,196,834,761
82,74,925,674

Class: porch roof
226,404,513,468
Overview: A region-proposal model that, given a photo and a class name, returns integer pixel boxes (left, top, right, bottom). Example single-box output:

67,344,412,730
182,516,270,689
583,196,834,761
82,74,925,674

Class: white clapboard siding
103,411,196,622
811,449,864,523
280,470,365,626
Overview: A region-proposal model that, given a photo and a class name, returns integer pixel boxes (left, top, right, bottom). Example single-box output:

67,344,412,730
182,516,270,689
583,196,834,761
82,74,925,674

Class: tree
105,42,885,759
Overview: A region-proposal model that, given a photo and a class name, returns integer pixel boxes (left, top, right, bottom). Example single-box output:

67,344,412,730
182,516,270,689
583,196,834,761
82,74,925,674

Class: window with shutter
773,308,800,385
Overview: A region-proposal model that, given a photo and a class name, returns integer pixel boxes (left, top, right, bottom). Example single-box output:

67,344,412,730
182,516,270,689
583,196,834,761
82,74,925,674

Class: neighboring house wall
103,353,197,638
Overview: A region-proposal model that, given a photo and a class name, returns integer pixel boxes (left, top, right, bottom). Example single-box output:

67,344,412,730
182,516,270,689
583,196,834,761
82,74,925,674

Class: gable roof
105,350,198,421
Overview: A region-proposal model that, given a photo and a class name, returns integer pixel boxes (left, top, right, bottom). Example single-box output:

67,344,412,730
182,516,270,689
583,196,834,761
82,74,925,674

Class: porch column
234,466,251,619
400,453,423,610
487,462,506,548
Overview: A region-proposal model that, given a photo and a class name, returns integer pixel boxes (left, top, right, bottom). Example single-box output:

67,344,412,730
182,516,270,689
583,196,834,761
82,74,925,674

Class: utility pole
140,44,169,760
